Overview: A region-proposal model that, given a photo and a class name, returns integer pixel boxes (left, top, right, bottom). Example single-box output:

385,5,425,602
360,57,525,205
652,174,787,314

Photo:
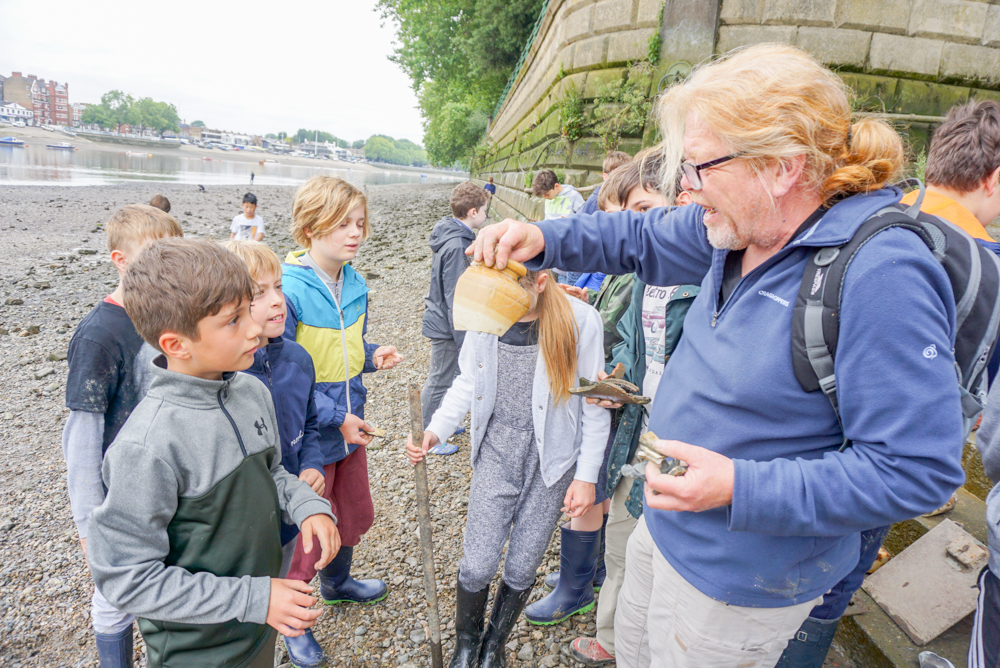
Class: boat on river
0,137,25,146
46,142,74,150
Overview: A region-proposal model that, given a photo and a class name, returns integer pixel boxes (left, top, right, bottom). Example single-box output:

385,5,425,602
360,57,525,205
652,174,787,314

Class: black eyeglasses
680,152,745,190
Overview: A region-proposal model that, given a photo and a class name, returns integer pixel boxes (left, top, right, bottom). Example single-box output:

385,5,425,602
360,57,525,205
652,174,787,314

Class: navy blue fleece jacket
526,187,965,607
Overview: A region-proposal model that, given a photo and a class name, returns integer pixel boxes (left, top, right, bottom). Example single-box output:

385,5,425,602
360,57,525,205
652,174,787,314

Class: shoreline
0,125,466,178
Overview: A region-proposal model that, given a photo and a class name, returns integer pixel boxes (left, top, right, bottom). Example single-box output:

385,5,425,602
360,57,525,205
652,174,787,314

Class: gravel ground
0,182,855,668
0,182,588,668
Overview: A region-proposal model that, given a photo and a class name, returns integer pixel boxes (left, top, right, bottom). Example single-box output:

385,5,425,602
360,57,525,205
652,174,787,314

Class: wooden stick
409,384,444,668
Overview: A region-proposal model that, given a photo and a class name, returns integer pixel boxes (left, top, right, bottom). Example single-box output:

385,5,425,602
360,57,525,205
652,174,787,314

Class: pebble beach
0,182,592,668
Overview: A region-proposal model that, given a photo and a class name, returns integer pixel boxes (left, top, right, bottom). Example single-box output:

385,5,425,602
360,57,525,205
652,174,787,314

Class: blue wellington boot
283,629,326,668
525,524,600,625
319,545,388,605
94,626,133,668
544,515,607,592
774,616,840,668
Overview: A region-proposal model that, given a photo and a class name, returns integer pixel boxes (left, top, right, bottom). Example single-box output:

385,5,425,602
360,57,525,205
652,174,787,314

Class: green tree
191,120,206,128
364,136,396,163
352,139,366,149
377,0,545,166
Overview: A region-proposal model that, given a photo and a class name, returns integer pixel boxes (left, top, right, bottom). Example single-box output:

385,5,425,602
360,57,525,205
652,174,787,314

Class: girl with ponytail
407,268,609,668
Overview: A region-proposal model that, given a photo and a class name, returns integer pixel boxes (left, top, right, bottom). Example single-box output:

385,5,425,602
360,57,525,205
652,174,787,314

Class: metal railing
492,0,551,119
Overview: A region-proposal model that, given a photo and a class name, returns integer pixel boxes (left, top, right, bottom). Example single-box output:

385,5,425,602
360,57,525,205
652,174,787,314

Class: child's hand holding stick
408,384,444,668
406,430,440,465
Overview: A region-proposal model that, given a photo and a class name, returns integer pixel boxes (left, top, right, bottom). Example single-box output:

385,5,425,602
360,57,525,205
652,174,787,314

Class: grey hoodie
87,356,334,667
422,217,477,348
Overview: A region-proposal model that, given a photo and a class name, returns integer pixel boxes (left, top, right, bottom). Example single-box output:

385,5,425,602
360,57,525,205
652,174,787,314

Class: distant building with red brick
0,72,70,126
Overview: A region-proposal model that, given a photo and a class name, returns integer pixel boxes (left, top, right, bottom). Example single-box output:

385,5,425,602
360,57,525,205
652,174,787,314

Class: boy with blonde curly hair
282,176,403,614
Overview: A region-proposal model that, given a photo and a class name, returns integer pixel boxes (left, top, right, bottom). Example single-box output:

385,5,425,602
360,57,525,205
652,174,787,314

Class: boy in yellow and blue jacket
280,177,403,628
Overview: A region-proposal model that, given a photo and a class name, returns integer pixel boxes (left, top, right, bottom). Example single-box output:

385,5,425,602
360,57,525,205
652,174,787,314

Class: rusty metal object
619,431,689,486
569,365,651,405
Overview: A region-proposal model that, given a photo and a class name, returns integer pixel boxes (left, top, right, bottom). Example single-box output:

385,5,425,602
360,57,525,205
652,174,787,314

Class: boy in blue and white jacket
281,176,402,613
225,240,332,668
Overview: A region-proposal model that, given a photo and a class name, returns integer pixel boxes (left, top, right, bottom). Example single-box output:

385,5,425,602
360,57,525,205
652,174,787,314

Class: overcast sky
0,0,425,144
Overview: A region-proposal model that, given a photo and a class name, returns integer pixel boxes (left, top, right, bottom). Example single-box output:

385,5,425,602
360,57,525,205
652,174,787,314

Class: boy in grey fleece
87,238,339,668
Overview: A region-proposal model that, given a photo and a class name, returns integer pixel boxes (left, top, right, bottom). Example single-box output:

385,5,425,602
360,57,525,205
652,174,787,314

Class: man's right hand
339,413,374,447
466,219,546,269
266,579,323,637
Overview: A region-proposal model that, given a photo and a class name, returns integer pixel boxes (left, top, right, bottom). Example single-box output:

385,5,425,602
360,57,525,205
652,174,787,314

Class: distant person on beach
225,239,333,668
86,238,338,668
251,171,255,186
579,150,632,215
230,192,264,241
483,177,496,197
62,205,181,668
420,182,489,454
532,169,585,284
281,176,403,612
148,194,170,213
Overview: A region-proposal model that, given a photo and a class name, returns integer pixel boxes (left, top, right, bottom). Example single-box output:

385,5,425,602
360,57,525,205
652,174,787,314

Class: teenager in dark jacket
226,240,331,668
420,182,489,451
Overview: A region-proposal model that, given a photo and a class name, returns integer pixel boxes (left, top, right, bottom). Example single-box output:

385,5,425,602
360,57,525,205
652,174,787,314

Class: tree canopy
363,134,428,166
191,120,206,128
377,0,545,167
81,90,180,136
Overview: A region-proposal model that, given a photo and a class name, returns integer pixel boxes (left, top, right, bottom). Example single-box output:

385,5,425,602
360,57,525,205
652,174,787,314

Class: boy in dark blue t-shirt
63,205,182,668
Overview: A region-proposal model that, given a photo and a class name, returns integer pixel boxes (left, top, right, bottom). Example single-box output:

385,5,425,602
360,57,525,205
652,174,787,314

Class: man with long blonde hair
470,44,966,668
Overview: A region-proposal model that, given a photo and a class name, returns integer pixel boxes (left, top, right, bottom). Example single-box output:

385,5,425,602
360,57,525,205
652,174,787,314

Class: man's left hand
643,439,735,512
300,514,341,570
374,346,404,370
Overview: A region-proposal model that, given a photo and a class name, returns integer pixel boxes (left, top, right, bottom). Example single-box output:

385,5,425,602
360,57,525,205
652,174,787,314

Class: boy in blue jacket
282,176,403,610
226,240,332,668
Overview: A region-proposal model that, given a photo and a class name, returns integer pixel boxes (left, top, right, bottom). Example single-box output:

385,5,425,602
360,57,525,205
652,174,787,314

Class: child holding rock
281,175,403,607
407,268,609,668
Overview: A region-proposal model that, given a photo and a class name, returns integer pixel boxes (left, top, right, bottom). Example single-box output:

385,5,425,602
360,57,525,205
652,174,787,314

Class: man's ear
772,155,808,199
159,331,192,361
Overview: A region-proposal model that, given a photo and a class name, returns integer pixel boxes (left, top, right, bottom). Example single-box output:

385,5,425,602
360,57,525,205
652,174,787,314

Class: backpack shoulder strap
791,202,934,448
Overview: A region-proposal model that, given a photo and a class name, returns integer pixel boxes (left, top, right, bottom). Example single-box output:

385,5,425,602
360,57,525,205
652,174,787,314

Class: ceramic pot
453,260,531,336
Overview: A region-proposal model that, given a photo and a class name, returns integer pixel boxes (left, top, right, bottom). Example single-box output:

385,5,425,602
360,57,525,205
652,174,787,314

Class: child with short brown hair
282,175,403,608
63,204,181,668
86,238,339,668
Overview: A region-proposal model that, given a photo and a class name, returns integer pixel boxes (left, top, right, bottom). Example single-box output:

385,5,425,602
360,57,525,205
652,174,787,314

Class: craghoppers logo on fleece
254,418,268,435
758,290,790,307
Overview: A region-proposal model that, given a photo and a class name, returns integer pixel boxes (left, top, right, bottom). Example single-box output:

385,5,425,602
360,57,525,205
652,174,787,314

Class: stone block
838,73,899,112
607,28,657,63
716,25,797,54
892,79,970,116
593,0,637,35
941,42,1000,85
637,0,664,27
564,4,593,45
908,0,988,45
584,67,626,99
762,0,834,27
868,33,943,77
618,137,644,156
835,0,909,35
563,169,588,187
719,0,764,25
984,6,1000,47
570,138,608,169
571,35,609,69
543,111,562,139
971,88,1000,105
795,27,871,67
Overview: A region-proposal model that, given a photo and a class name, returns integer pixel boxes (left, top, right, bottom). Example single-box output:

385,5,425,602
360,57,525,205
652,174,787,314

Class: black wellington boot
479,581,532,668
449,578,491,668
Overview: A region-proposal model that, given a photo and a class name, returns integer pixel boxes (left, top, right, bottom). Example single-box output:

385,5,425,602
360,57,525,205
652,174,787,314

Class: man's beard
704,193,783,251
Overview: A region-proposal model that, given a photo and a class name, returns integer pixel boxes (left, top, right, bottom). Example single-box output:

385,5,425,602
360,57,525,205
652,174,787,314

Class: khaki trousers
595,466,639,654
614,516,820,668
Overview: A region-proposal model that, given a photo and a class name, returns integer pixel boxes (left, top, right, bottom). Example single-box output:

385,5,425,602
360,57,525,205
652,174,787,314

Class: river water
0,144,464,187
